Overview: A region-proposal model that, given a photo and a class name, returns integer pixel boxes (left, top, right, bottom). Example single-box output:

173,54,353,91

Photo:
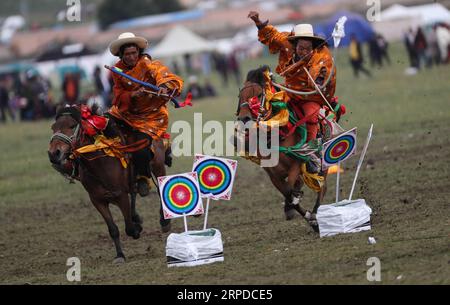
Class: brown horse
48,105,169,263
235,66,331,231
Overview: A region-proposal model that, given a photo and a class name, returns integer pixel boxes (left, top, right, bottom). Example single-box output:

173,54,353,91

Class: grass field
0,42,449,284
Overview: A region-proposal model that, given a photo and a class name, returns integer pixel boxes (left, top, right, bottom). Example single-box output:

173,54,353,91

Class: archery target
192,155,238,200
322,127,357,167
158,172,203,219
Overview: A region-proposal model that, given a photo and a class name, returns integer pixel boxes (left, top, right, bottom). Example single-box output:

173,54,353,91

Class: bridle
236,82,266,119
50,117,81,148
49,114,81,183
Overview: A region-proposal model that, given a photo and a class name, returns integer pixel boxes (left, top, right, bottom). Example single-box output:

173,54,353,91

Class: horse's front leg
130,192,143,225
286,165,309,220
311,170,328,215
116,193,142,240
306,170,328,232
296,171,328,233
90,196,126,263
313,183,326,214
151,139,171,233
264,164,305,221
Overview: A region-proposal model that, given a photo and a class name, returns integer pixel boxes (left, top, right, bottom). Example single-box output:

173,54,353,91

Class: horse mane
55,104,102,123
90,103,100,115
246,65,270,87
55,105,81,122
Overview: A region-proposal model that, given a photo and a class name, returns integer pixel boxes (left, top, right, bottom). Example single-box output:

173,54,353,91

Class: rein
49,118,82,182
237,83,266,118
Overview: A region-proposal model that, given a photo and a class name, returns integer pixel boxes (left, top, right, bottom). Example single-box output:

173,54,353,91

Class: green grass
0,42,449,284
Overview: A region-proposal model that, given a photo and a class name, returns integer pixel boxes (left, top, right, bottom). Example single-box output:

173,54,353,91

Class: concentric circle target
194,159,232,196
162,176,199,215
323,134,356,165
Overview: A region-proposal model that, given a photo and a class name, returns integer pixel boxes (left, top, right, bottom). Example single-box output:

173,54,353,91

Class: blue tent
314,11,376,47
0,62,39,76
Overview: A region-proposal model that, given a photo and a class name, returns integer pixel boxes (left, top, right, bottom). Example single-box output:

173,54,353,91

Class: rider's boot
133,143,153,197
164,146,173,167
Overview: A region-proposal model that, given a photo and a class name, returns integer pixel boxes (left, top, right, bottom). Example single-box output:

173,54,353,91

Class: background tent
380,3,450,25
149,25,214,58
374,3,450,42
0,61,38,76
314,11,375,47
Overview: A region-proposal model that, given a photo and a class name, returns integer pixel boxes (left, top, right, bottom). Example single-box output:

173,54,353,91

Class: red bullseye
330,141,349,158
170,184,191,206
202,167,222,187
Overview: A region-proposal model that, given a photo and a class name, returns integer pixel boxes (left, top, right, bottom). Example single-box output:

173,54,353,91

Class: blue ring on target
162,176,199,215
323,134,355,164
194,159,232,196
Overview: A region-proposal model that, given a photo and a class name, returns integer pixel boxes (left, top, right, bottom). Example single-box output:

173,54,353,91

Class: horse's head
236,65,270,124
48,106,81,173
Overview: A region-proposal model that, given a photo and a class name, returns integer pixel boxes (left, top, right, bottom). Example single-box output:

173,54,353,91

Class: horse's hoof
135,223,143,234
113,256,126,264
161,222,171,233
310,222,320,233
132,214,143,225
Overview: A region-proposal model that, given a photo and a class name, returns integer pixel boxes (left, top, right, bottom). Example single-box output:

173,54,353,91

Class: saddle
104,115,172,166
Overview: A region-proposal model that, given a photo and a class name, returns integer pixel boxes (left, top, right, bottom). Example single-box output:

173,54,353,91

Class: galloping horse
235,66,333,231
48,105,169,263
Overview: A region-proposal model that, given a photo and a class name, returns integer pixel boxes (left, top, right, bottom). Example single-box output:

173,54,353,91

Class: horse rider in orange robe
107,32,184,196
248,11,336,172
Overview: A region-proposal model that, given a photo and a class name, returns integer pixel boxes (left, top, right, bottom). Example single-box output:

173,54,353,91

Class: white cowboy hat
109,32,148,56
288,24,325,42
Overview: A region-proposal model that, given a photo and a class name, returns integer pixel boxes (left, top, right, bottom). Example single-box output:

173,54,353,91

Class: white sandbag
316,199,372,238
166,228,224,267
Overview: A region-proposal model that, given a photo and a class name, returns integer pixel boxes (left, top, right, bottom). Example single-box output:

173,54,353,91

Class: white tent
380,3,450,24
379,4,418,21
149,25,214,58
375,3,450,41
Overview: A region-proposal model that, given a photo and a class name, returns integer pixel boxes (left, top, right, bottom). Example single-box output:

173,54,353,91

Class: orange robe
258,25,337,140
109,55,183,139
